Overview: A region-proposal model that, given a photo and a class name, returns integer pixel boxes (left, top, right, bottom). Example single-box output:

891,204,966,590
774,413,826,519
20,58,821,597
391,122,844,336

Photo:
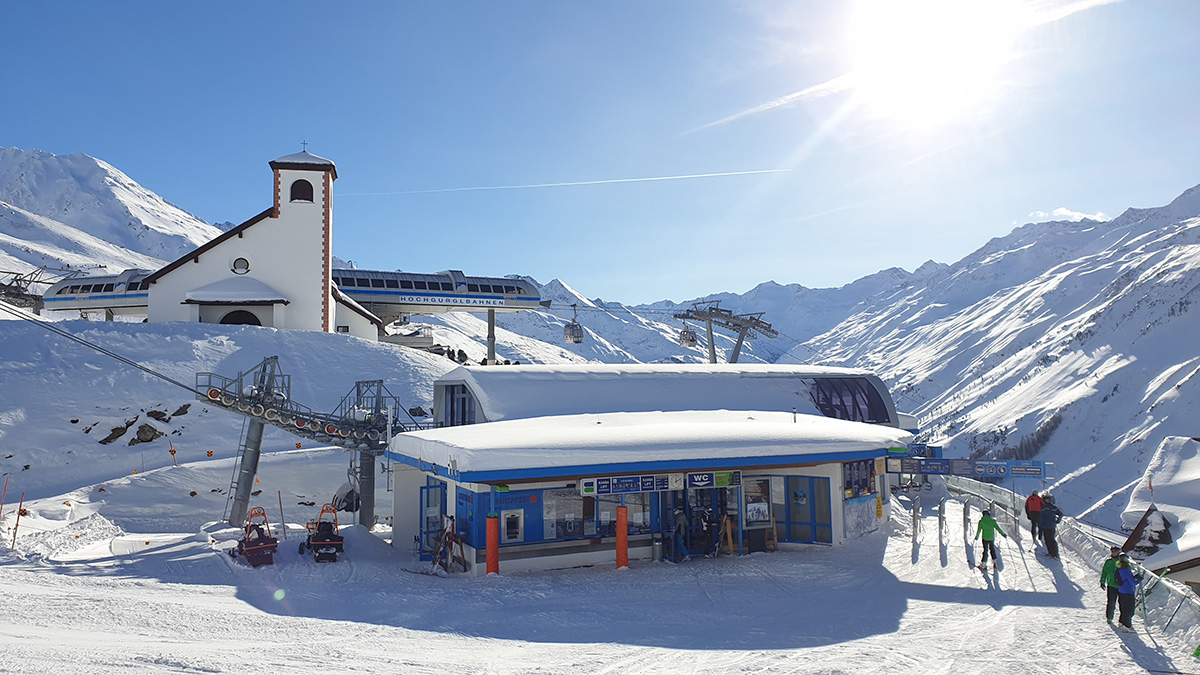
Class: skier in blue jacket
1038,495,1064,559
1114,554,1141,632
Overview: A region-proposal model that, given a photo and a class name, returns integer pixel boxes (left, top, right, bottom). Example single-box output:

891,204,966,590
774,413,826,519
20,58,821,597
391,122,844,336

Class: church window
289,179,314,202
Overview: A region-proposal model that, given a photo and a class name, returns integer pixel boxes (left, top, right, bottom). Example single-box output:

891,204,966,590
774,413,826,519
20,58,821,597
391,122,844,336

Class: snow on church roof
391,409,913,481
272,151,335,166
183,276,288,304
441,363,897,425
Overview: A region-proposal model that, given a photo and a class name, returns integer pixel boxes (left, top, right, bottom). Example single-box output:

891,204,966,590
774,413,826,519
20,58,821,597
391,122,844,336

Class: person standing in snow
1100,545,1123,625
974,509,1007,570
1114,553,1141,632
672,507,690,562
1025,490,1044,544
1039,494,1064,559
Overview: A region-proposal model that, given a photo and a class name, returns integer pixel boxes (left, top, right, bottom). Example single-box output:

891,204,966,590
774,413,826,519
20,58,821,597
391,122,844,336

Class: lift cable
0,300,197,395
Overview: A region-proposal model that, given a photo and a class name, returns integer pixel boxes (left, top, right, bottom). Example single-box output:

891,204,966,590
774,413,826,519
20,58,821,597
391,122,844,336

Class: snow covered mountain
0,200,165,275
786,184,1200,527
0,147,221,266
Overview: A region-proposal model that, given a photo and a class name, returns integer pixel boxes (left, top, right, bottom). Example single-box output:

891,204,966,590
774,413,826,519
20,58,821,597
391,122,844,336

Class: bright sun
848,0,1031,130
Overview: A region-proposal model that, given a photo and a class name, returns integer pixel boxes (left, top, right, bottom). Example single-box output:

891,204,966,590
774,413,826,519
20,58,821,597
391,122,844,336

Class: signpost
884,458,1045,479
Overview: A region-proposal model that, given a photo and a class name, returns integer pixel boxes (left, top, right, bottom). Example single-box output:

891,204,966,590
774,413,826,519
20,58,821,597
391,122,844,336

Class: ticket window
502,509,524,544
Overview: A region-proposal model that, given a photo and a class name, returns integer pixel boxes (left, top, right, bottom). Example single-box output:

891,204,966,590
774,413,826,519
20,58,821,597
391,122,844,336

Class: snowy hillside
0,316,457,502
0,147,220,263
788,184,1200,529
0,200,165,275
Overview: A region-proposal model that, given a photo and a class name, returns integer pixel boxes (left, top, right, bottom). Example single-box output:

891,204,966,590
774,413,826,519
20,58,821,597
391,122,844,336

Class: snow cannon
299,502,344,563
229,507,279,568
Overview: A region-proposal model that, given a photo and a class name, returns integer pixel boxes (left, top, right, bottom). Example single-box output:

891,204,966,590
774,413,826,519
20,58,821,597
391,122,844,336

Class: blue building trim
386,447,887,484
43,292,149,304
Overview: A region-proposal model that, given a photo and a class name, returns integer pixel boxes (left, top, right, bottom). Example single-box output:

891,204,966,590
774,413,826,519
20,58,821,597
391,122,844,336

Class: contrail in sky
695,0,1123,131
340,168,791,196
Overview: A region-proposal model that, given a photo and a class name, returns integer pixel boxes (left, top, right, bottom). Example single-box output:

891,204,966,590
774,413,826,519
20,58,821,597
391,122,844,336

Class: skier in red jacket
1024,490,1044,544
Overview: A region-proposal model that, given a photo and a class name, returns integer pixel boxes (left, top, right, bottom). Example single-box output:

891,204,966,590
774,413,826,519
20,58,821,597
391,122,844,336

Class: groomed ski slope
0,455,1195,674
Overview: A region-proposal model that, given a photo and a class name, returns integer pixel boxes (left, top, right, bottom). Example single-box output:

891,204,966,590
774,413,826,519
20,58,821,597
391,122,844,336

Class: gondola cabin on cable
387,363,916,576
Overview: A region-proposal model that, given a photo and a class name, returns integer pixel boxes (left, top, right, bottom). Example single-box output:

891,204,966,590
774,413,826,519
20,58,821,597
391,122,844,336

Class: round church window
232,257,250,275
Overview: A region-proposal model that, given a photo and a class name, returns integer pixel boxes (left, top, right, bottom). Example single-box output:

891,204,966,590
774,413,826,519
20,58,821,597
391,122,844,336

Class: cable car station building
388,364,914,575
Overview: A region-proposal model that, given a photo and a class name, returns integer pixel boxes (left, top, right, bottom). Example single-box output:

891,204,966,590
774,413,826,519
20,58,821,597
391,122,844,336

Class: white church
41,152,544,341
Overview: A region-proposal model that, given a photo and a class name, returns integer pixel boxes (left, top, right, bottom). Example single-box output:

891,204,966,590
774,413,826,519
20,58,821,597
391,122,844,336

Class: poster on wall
745,478,772,523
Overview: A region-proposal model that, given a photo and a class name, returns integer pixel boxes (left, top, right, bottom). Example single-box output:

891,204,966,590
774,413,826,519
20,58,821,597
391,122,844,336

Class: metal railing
946,475,1200,640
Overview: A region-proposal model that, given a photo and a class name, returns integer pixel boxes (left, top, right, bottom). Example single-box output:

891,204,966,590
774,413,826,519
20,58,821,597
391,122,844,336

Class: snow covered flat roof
389,409,913,482
440,363,898,426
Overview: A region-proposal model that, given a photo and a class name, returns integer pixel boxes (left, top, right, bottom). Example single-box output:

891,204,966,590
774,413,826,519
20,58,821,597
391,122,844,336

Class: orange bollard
486,516,500,575
616,506,629,570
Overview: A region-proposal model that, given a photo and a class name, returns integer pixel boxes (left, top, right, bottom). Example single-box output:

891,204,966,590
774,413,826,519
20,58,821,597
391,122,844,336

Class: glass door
419,479,446,561
784,476,832,544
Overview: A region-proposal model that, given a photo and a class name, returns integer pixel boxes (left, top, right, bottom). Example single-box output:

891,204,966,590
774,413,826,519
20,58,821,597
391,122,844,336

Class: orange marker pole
616,506,629,570
10,493,24,551
486,516,499,575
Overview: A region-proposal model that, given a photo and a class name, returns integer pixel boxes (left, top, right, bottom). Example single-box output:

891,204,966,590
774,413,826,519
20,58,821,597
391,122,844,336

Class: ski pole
1164,594,1190,630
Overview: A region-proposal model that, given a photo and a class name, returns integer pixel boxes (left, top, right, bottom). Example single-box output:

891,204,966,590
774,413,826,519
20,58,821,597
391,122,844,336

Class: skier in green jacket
975,510,1008,571
1100,545,1122,624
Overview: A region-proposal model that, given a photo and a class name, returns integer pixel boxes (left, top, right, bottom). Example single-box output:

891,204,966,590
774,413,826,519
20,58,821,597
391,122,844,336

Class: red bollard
616,506,629,570
486,515,499,575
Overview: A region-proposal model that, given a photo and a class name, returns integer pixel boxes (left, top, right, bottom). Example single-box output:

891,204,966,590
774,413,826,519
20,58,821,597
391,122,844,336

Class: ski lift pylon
563,303,585,344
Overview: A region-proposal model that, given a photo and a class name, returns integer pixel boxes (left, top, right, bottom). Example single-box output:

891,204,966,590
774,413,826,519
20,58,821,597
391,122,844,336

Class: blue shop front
389,409,911,575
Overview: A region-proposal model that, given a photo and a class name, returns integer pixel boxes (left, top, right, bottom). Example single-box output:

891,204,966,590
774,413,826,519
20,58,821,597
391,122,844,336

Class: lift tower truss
197,356,432,528
672,301,778,364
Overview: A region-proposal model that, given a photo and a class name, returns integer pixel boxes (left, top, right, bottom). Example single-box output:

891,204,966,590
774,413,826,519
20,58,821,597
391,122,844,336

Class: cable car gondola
563,304,585,344
678,322,698,348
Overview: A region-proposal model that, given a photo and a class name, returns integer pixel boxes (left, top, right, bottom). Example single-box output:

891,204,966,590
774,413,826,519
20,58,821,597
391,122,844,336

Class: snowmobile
229,507,279,567
299,502,344,563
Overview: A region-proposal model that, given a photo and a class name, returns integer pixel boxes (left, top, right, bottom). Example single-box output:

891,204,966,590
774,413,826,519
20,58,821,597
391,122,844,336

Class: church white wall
146,166,333,331
334,303,378,340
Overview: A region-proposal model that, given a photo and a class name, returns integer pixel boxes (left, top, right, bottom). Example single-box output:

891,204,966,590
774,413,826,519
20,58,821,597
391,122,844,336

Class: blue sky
3,1,1199,304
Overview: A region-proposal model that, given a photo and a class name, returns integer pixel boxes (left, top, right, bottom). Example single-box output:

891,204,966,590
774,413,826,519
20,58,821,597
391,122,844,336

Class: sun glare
848,0,1030,130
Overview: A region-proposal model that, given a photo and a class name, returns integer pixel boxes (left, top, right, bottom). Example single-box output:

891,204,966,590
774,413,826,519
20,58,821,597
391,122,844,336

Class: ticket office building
389,410,910,575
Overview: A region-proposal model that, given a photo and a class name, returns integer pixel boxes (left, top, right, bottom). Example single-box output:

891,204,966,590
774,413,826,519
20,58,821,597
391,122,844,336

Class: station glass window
371,278,385,288
414,281,428,290
443,384,475,426
622,493,652,534
542,489,586,540
843,459,876,499
103,284,114,292
808,378,890,424
440,282,453,291
80,285,93,293
504,285,516,294
466,284,479,292
68,286,81,294
385,279,399,288
400,280,413,289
